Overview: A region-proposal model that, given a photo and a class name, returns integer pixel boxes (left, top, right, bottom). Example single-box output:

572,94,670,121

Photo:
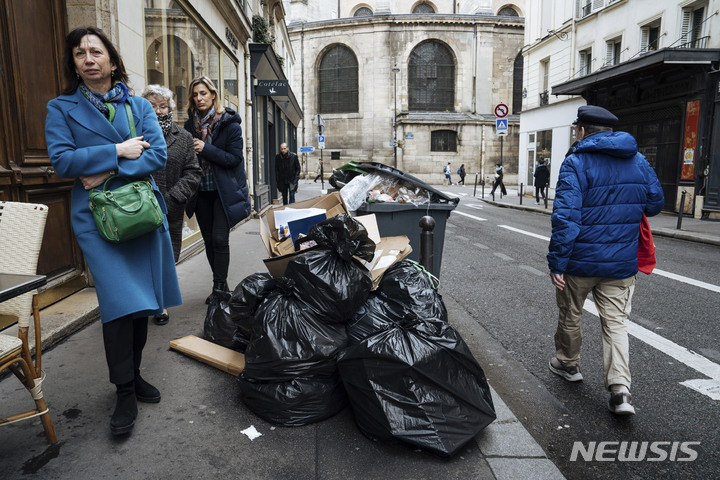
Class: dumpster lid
356,162,460,205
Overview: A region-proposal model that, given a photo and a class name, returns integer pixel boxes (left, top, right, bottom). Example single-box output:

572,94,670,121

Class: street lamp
392,64,400,169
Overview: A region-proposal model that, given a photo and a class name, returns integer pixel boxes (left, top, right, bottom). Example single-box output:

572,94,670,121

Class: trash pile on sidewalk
173,178,492,457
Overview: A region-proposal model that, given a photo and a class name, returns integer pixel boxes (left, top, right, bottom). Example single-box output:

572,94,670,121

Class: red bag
638,214,656,275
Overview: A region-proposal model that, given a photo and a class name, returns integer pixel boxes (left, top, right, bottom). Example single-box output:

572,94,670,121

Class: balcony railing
539,91,549,106
581,3,592,17
677,36,709,49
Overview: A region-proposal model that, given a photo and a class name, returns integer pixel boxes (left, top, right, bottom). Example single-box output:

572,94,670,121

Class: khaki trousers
555,274,636,390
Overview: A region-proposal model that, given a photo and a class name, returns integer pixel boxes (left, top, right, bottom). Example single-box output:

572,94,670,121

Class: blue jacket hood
571,131,637,159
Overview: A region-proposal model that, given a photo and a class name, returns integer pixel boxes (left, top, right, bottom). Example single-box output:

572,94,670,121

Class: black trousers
490,179,507,196
102,315,148,385
535,185,547,202
195,190,230,284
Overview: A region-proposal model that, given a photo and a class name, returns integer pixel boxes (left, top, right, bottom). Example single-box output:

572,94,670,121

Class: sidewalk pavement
1,184,565,480
443,184,720,247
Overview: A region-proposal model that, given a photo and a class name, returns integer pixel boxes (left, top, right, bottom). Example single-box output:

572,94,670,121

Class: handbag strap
124,102,136,137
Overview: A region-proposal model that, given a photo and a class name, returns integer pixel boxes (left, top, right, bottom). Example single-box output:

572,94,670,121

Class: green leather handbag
89,175,164,243
88,102,164,243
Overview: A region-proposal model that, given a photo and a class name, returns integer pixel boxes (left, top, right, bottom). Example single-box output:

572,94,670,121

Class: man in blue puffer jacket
547,105,664,416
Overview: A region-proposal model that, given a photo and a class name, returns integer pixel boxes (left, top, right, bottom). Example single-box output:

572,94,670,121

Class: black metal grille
431,130,457,152
409,42,455,111
319,46,358,114
354,7,372,17
413,3,434,14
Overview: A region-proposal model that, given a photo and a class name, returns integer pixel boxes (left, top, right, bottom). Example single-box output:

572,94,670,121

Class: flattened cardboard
170,335,245,376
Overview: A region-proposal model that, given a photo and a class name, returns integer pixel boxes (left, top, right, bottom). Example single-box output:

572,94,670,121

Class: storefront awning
250,43,303,125
552,48,720,96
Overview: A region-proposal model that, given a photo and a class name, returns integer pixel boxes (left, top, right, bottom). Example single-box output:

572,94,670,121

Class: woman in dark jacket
184,76,251,302
142,84,201,324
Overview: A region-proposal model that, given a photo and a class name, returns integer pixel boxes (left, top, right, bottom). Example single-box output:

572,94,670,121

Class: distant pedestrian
547,105,664,416
314,158,323,183
533,159,549,204
457,164,466,185
275,143,300,204
443,162,453,185
489,163,506,196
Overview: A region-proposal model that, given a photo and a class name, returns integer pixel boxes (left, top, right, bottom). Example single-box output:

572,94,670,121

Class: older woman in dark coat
141,85,201,324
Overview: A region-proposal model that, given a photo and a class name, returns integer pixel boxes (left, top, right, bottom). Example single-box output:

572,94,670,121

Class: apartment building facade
520,0,720,216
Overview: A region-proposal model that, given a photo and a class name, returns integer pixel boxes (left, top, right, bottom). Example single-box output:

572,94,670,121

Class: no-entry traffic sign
494,103,509,118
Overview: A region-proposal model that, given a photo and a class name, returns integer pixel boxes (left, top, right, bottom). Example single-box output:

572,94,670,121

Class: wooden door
0,0,88,323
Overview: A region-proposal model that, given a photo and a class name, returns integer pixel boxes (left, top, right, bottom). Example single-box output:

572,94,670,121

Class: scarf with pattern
79,82,129,122
157,111,173,136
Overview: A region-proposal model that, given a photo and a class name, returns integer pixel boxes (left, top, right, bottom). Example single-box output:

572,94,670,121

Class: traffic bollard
544,185,549,209
519,183,523,205
473,173,478,197
419,215,435,276
677,190,686,230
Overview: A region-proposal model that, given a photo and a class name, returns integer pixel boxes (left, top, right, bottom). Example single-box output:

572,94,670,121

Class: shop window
145,0,222,123
409,41,455,111
536,130,552,173
431,130,457,152
318,45,359,114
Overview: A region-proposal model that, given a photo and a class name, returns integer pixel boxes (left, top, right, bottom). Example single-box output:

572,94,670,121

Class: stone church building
283,0,526,185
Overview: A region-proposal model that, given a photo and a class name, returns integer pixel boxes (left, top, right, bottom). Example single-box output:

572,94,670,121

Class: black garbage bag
286,214,375,323
228,273,278,352
347,260,447,345
238,277,348,426
329,168,361,189
203,290,242,350
337,317,496,457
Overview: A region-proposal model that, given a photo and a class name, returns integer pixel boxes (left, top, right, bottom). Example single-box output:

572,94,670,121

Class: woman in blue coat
45,27,182,436
184,76,251,303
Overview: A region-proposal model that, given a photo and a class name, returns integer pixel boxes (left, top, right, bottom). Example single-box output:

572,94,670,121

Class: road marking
494,252,514,261
473,243,489,250
499,224,550,241
653,268,720,293
583,299,720,400
518,265,546,276
465,204,485,210
452,211,487,222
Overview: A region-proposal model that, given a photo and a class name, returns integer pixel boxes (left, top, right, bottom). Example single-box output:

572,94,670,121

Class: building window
408,41,455,111
578,48,592,77
536,129,553,171
641,22,661,53
318,45,359,114
498,7,519,16
412,3,435,14
605,37,622,67
577,0,592,18
431,130,457,152
512,53,523,114
539,58,550,105
353,7,373,17
680,4,708,48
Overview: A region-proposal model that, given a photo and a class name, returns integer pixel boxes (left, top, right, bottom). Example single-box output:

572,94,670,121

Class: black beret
573,105,618,127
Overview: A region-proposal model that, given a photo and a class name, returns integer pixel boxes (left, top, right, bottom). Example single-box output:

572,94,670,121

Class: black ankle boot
134,372,161,403
206,281,229,304
110,381,138,436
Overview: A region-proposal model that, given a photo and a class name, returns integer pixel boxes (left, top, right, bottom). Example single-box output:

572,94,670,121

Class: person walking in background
275,143,300,204
443,162,453,185
185,76,251,304
490,163,506,196
547,105,664,416
533,159,550,205
141,84,201,325
45,27,182,436
457,164,466,185
314,158,323,183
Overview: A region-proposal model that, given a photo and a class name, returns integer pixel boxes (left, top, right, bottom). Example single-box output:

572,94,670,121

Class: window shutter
593,0,604,11
605,42,613,66
640,27,650,53
680,9,692,47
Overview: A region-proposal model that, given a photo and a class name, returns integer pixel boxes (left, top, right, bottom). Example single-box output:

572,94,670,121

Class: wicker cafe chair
0,201,57,444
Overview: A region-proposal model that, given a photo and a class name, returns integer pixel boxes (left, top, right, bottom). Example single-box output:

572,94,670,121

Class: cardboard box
170,335,245,376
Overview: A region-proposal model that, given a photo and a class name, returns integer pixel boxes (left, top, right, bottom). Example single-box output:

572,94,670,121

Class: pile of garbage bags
207,214,495,456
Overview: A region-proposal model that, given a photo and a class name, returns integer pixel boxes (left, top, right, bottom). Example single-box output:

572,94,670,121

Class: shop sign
256,80,289,96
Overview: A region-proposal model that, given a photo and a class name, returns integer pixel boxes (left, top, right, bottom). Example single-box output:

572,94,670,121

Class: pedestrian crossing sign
496,118,508,136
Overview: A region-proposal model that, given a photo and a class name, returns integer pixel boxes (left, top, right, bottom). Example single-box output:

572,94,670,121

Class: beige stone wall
288,15,523,184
